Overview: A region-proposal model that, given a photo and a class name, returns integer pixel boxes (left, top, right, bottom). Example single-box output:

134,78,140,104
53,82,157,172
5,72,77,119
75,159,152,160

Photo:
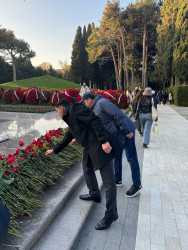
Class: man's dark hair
56,99,70,108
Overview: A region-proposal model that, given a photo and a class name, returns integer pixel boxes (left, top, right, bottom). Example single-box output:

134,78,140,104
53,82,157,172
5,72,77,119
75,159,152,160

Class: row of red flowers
0,87,130,109
0,127,82,232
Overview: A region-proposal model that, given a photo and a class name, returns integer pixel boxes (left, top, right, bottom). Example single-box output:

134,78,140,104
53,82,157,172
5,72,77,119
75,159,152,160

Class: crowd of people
44,82,173,231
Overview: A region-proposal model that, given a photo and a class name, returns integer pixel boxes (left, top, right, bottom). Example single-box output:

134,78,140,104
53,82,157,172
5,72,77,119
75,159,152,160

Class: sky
0,0,134,69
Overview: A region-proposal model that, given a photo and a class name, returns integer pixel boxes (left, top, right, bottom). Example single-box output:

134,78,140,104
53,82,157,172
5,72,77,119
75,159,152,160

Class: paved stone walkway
73,105,188,250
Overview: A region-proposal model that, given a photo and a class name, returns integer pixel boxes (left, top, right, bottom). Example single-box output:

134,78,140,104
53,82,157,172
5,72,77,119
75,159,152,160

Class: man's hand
70,139,76,144
126,132,134,139
45,149,54,156
102,142,112,154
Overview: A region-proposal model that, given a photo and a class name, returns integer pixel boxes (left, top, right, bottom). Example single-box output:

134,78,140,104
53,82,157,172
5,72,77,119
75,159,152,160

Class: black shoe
143,143,148,148
95,215,118,230
79,194,101,203
138,132,143,136
125,185,142,198
116,181,123,187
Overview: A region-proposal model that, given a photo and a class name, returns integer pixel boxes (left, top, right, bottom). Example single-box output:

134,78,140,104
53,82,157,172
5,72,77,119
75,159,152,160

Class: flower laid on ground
0,127,82,236
19,141,24,146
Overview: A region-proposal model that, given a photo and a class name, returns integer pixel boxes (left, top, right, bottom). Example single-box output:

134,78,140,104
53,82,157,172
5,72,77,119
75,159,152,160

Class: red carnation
12,167,18,172
19,141,24,146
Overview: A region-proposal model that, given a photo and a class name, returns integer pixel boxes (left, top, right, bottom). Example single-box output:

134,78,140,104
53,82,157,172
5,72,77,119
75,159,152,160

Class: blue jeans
139,113,153,145
113,133,141,186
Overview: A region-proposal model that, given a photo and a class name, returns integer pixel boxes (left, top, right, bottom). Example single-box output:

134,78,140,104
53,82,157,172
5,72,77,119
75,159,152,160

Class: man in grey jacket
81,93,142,198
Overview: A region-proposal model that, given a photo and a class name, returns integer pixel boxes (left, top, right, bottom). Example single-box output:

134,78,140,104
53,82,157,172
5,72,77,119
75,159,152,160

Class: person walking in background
169,91,173,104
157,90,162,104
162,90,168,105
132,90,144,136
135,87,158,148
45,99,123,230
80,82,90,97
81,93,142,198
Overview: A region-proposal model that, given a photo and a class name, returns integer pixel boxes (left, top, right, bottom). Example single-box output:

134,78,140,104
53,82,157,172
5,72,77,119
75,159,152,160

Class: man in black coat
46,99,123,230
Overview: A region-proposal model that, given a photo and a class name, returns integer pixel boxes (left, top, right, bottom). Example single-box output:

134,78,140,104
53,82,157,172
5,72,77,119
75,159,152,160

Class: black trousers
83,157,118,221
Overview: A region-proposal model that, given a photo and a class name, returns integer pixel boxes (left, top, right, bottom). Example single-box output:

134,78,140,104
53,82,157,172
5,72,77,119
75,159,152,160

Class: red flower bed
25,88,40,105
12,88,24,104
3,89,13,104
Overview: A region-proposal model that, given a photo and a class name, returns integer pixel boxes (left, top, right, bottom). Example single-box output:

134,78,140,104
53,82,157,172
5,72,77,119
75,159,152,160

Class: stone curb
3,162,84,250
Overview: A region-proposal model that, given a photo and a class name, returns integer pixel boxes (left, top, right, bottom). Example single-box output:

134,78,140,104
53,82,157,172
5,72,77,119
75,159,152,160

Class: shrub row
168,85,188,106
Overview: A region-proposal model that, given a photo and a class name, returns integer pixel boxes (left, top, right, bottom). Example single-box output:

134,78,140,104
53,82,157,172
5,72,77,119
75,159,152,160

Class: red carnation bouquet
0,86,4,99
50,91,64,106
3,89,13,104
103,90,119,105
76,94,82,103
25,88,39,105
117,92,128,109
12,88,24,104
39,89,52,104
64,88,79,104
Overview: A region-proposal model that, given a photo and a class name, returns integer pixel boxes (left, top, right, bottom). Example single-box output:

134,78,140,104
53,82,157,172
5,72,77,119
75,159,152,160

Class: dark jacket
135,96,157,119
0,202,10,244
92,95,137,143
53,103,123,170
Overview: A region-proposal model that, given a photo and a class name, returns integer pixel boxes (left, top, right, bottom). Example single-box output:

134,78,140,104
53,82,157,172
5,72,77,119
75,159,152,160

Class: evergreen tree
173,0,188,84
70,26,85,83
155,0,179,87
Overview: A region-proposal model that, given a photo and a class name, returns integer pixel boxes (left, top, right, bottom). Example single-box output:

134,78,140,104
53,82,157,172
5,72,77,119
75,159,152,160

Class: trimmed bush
168,85,188,106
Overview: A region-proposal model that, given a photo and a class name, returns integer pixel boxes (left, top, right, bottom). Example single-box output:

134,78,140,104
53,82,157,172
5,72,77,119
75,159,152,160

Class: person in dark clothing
0,202,10,245
157,91,162,104
132,90,144,136
45,99,123,230
81,93,142,198
162,90,168,105
135,87,158,148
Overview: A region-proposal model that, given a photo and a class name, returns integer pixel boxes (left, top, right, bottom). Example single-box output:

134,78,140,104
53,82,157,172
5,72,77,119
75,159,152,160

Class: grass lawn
0,75,81,90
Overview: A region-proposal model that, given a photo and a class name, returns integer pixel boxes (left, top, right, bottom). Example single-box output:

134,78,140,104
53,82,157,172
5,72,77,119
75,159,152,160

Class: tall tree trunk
142,22,146,88
120,27,129,90
131,70,134,87
170,73,174,86
89,80,91,88
145,42,148,87
118,42,123,90
124,69,126,91
12,57,17,82
110,46,120,89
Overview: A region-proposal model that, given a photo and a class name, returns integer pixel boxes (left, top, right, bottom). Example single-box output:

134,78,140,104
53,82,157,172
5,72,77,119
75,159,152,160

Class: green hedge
168,85,188,106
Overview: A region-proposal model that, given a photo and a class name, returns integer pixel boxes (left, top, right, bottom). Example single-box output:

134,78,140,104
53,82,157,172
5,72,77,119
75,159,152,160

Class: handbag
151,98,158,121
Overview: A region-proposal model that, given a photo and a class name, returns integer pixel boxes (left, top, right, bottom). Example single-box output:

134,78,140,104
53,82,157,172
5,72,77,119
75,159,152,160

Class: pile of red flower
0,127,82,230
